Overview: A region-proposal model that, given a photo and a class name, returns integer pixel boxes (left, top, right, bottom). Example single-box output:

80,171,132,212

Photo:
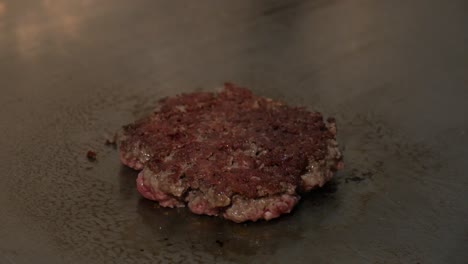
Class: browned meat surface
120,83,343,222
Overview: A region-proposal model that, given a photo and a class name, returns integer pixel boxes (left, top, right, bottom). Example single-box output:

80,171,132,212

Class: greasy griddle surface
1,0,467,263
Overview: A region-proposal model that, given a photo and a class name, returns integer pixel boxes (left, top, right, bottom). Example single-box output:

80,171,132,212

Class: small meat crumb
87,150,97,161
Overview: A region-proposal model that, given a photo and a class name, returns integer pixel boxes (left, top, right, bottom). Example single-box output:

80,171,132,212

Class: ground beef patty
119,83,343,223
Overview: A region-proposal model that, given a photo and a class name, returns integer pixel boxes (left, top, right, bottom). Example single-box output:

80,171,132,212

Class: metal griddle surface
1,1,467,263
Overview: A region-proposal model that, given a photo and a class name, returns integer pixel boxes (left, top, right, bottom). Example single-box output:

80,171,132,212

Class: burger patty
119,83,343,223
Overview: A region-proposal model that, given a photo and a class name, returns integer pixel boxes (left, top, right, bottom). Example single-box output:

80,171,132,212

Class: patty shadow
130,179,342,261
118,165,140,199
134,194,308,260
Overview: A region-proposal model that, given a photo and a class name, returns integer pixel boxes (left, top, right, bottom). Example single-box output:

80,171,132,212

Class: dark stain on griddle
215,240,224,247
261,0,339,17
262,0,306,16
344,168,374,183
345,176,365,183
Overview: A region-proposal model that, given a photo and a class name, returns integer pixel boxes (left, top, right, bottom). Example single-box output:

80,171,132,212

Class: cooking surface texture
1,0,467,263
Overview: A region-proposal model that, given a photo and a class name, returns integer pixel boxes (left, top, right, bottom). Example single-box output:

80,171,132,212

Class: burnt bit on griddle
105,138,115,145
87,150,97,161
344,167,374,183
104,133,118,147
215,240,224,247
345,176,365,183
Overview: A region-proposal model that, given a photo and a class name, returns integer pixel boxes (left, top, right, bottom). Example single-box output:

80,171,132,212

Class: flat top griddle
1,1,467,263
